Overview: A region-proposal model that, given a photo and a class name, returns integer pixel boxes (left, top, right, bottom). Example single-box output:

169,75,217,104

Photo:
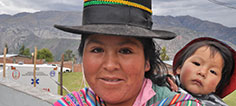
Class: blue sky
0,0,235,27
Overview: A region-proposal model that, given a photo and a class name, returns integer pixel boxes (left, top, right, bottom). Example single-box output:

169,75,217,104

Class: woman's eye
119,48,132,54
193,62,200,66
210,70,217,75
91,48,104,53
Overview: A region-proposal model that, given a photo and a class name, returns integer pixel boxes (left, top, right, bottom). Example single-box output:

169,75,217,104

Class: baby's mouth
192,79,203,87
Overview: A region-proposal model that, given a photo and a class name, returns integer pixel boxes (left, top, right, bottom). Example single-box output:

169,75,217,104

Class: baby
169,37,236,106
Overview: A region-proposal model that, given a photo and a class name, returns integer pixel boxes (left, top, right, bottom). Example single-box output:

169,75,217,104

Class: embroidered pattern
53,88,202,106
151,93,202,106
53,88,105,106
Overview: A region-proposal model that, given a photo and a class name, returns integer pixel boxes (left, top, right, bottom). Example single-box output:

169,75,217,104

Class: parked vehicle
62,67,72,73
49,64,72,73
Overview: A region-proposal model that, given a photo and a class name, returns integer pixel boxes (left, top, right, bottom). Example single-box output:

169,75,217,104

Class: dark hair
173,40,234,95
78,34,168,85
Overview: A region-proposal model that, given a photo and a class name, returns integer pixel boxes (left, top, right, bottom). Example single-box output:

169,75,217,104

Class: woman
53,0,201,105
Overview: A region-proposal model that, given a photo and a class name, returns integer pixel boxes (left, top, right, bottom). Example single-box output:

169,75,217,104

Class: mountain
0,11,82,60
153,15,236,44
0,11,235,60
152,15,236,58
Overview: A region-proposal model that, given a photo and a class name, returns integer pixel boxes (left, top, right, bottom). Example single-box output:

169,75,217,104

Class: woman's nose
103,53,119,71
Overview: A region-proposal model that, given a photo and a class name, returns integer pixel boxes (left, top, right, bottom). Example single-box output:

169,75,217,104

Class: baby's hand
167,75,178,92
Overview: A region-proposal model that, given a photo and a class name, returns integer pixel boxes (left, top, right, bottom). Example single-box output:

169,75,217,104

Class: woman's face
176,46,223,95
83,35,150,106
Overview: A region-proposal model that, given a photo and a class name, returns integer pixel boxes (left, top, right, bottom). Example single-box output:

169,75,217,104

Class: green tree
19,45,25,55
64,49,75,61
4,43,8,54
19,45,31,57
37,48,54,62
160,46,169,61
23,48,31,57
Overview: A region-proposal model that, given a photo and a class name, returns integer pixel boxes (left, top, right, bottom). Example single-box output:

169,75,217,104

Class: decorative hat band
84,0,152,14
82,4,153,29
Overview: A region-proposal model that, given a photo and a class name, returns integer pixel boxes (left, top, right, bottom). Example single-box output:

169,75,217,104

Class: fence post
3,48,7,78
33,47,37,87
60,54,64,95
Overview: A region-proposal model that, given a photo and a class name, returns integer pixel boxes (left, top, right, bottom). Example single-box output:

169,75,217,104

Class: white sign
4,64,59,94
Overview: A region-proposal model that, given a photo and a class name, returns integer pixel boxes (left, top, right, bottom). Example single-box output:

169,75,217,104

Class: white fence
0,64,59,94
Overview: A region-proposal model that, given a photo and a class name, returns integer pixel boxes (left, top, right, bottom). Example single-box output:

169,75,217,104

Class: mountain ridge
0,11,235,60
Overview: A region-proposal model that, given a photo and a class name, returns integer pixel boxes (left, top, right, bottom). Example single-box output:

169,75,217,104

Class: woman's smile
99,77,124,85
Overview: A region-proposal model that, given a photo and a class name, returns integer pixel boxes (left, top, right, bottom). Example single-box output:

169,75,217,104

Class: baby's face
176,46,223,95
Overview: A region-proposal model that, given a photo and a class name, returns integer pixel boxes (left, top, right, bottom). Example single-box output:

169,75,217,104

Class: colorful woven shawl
53,87,202,106
151,93,201,106
53,88,105,106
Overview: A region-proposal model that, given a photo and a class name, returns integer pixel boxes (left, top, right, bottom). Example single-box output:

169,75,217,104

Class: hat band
82,5,153,29
84,0,152,14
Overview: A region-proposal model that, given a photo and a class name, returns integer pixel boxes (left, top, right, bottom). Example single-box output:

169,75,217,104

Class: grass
58,72,88,96
58,72,236,105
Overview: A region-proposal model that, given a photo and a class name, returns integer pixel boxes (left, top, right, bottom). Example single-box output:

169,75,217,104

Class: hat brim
54,24,176,40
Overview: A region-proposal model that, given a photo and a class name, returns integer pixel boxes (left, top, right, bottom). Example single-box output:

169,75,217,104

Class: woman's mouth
99,77,124,85
102,78,122,82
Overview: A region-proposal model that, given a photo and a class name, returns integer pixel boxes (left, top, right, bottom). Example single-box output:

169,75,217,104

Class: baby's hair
173,40,234,95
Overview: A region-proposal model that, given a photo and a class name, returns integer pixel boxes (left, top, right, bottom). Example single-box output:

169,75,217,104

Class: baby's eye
210,70,217,75
193,62,200,66
91,48,104,53
119,48,133,54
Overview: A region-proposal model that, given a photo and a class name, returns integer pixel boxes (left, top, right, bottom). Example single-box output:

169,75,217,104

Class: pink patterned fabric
133,78,156,106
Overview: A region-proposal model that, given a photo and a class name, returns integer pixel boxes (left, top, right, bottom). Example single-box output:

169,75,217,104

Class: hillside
0,11,235,60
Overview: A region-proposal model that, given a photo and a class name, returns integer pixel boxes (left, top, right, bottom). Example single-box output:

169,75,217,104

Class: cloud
0,0,83,14
152,0,236,27
153,0,221,15
0,0,38,14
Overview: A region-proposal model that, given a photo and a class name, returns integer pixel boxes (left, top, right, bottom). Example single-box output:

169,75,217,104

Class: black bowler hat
54,0,176,40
